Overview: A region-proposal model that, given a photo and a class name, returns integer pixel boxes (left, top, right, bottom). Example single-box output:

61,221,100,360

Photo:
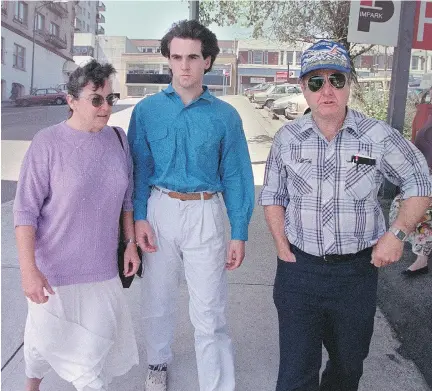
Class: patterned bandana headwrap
300,40,351,78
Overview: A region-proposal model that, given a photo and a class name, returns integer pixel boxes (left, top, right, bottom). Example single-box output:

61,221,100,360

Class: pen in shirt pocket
348,154,376,171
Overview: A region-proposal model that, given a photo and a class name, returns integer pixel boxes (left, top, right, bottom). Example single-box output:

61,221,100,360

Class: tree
200,0,374,77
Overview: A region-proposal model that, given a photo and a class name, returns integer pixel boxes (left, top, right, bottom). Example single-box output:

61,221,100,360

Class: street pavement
1,96,431,390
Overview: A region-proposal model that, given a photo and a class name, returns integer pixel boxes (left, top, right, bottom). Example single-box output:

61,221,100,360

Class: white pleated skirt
24,276,139,391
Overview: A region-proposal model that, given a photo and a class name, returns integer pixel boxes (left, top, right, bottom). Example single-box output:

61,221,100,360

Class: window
253,51,263,64
35,89,47,95
411,56,419,70
50,22,60,37
295,51,302,66
88,11,90,19
47,88,58,94
35,13,45,32
127,63,161,74
1,37,5,64
286,51,294,65
280,50,284,65
13,43,25,70
14,1,28,24
86,24,90,32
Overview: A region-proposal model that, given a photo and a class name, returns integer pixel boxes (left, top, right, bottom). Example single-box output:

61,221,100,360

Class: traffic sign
348,1,401,46
412,0,432,50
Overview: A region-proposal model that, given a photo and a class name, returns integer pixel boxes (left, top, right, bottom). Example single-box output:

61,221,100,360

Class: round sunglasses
307,73,347,93
84,93,118,107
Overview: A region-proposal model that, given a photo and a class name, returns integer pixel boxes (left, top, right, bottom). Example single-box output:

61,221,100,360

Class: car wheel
265,100,274,108
55,98,63,105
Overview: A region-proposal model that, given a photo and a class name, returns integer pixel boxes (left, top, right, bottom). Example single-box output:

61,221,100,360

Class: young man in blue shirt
128,20,254,391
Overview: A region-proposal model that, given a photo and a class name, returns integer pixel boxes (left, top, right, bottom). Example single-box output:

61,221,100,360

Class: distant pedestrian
391,114,432,276
128,19,254,391
14,60,140,391
10,83,19,101
259,40,431,391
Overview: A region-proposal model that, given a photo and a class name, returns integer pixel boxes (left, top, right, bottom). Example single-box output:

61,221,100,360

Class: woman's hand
21,266,55,304
123,243,142,277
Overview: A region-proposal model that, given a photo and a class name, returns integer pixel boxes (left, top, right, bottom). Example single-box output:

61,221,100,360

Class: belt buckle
323,254,336,264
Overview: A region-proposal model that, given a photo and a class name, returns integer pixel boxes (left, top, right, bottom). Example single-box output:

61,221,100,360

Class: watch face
396,230,407,241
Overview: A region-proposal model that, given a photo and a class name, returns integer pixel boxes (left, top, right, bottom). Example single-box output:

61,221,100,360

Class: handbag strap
113,126,124,151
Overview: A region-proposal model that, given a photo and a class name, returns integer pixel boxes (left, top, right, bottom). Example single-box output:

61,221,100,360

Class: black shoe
401,266,429,276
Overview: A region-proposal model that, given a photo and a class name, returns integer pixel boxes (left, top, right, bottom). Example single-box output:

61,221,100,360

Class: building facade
122,39,236,98
73,0,104,35
1,0,76,101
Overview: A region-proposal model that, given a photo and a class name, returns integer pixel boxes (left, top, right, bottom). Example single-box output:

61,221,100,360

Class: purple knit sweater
13,122,134,287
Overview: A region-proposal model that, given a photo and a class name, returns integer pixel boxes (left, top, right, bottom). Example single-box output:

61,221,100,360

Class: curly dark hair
67,59,116,98
160,20,220,74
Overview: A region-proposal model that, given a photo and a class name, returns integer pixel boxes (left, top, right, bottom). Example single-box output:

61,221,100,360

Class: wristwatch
389,227,408,242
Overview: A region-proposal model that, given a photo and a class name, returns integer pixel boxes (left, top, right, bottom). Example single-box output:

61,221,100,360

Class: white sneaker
145,367,167,391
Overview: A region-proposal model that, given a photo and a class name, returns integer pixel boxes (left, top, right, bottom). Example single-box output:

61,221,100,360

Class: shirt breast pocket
146,127,168,155
344,163,376,200
285,160,314,196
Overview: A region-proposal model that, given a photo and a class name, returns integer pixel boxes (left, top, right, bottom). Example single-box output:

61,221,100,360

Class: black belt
291,245,372,264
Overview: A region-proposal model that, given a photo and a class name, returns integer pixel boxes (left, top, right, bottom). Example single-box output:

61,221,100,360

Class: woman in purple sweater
13,60,141,391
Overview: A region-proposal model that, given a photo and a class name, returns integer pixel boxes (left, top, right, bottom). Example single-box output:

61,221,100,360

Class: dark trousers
273,246,378,391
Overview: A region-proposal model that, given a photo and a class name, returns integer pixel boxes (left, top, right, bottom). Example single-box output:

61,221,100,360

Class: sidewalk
1,193,430,390
1,95,431,390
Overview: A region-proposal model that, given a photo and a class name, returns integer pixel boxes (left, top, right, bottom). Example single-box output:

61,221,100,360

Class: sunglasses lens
308,76,325,92
91,96,104,107
329,73,346,89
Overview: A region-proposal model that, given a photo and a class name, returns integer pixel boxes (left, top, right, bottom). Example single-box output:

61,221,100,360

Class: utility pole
382,0,417,198
189,0,199,21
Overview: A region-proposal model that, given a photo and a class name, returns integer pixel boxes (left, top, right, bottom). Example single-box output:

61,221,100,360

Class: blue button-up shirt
128,85,255,241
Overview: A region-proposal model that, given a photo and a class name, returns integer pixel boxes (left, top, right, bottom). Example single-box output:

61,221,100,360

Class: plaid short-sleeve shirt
259,109,431,256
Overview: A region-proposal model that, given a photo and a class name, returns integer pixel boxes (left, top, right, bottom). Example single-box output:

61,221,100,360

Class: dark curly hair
66,60,116,117
160,20,220,74
67,59,116,98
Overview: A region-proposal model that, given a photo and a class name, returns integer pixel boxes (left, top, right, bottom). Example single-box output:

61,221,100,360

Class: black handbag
113,127,143,288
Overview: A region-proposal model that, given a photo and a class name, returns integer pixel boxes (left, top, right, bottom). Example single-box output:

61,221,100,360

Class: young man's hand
135,220,157,253
226,240,245,270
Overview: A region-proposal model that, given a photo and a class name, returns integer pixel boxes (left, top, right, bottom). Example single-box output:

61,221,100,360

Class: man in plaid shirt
259,40,431,391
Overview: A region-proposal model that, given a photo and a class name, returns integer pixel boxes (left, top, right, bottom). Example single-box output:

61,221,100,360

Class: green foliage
200,0,375,68
350,87,415,139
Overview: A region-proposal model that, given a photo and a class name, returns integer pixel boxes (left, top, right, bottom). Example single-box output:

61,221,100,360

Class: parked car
253,83,300,108
56,83,68,94
284,93,309,119
270,86,302,116
15,88,67,107
245,83,272,101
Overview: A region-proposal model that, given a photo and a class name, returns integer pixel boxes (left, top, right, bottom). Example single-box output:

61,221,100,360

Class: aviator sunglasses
307,73,347,93
84,93,119,107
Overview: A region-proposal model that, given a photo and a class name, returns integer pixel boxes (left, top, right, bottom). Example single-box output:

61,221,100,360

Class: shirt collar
298,107,360,139
162,84,214,103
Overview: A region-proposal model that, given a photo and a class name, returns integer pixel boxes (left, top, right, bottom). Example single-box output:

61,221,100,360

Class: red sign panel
276,71,288,82
413,0,432,50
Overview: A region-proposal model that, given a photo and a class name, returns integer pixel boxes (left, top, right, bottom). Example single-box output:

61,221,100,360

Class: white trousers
24,277,139,391
143,188,235,391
